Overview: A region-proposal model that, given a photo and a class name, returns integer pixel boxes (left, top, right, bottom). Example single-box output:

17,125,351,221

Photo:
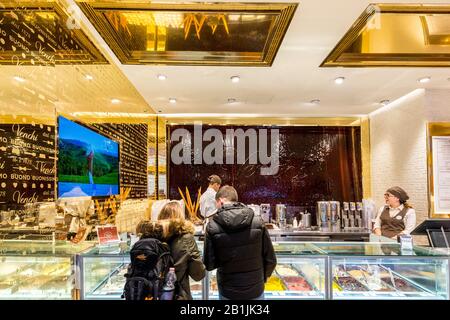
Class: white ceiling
78,0,450,116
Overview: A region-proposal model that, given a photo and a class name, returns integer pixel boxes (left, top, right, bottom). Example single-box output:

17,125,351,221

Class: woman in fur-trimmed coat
158,202,206,300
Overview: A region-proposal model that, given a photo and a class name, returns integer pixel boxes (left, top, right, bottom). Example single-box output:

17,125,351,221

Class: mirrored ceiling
321,4,450,67
77,1,298,66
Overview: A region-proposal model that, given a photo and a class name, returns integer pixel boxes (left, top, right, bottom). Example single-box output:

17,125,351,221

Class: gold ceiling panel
0,1,107,65
76,1,298,66
0,64,154,118
321,4,450,67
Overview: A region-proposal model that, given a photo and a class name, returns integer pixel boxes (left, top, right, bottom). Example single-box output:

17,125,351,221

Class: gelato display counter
78,241,449,300
0,240,448,300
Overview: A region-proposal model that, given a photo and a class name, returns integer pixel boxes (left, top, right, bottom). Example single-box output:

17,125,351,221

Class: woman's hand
373,228,381,236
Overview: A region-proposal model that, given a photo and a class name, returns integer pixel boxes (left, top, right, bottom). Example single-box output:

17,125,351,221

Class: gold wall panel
157,116,166,199
427,122,450,219
148,115,157,199
321,4,450,67
0,0,107,65
360,116,371,199
76,1,298,66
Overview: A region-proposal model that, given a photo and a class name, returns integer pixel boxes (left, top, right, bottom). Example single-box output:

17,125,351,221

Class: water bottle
160,267,177,300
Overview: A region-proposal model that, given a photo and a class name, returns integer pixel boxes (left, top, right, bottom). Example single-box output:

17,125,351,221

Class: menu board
0,123,56,207
432,136,450,214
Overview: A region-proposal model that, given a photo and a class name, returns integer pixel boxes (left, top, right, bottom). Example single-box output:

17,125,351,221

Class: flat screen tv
57,116,119,198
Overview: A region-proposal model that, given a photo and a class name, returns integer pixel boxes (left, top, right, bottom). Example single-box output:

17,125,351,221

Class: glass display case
207,242,327,300
313,242,450,300
0,240,94,300
75,241,450,300
79,242,205,300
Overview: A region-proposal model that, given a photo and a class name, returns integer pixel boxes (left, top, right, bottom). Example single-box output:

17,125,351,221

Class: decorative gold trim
427,122,450,219
76,1,298,66
321,4,450,67
163,116,362,126
158,116,167,199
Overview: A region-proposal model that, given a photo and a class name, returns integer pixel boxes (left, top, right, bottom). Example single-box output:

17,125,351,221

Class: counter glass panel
0,240,94,300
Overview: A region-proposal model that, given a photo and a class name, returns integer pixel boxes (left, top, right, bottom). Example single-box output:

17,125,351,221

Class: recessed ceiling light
85,74,93,80
380,99,390,106
334,77,345,84
157,74,167,80
169,98,177,104
13,76,25,83
111,99,121,104
158,110,162,113
310,99,320,105
227,98,237,104
230,76,240,83
418,76,431,83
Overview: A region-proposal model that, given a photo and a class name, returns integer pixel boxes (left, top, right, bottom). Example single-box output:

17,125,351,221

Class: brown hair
136,220,163,240
386,186,413,208
208,175,222,185
158,201,185,220
215,185,238,202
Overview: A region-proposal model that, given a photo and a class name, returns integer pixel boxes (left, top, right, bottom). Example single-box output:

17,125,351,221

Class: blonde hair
158,201,185,220
404,201,413,209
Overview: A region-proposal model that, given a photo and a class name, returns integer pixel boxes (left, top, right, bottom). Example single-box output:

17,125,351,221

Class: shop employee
199,175,222,218
373,186,416,239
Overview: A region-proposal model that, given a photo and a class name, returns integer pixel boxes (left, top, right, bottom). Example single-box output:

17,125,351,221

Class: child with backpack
122,221,175,300
123,202,206,300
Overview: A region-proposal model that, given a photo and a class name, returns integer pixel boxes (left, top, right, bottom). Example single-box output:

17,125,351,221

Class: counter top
268,227,370,236
194,226,371,243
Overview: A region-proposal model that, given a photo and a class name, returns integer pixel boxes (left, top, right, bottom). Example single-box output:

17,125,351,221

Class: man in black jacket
203,185,277,300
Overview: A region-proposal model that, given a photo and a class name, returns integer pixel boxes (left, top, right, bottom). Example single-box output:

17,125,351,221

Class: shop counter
1,240,448,300
78,241,450,300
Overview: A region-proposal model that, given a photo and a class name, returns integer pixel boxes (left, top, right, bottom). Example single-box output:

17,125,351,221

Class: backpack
122,238,176,300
